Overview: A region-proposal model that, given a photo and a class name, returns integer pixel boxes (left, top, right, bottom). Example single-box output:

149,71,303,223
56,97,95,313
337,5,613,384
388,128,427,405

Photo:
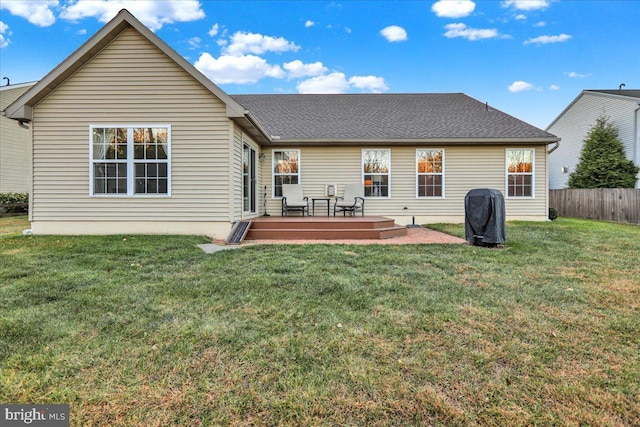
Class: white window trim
505,147,535,199
416,148,445,199
89,124,171,197
362,148,391,199
271,149,301,198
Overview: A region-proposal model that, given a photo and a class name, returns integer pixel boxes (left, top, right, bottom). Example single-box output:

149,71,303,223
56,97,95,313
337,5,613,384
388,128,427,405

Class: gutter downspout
547,141,560,154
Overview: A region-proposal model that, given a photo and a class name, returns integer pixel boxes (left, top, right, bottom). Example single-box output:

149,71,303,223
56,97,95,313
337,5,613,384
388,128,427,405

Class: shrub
0,193,29,214
568,115,639,188
548,207,558,221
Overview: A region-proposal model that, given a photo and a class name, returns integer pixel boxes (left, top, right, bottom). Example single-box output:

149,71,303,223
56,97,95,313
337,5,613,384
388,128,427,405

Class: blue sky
1,0,638,129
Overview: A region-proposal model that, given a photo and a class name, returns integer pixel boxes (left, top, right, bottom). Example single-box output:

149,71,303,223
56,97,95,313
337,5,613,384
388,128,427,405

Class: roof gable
546,89,640,130
3,9,247,122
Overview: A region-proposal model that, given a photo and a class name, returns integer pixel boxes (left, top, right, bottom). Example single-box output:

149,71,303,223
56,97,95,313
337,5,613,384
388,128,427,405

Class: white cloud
534,21,546,27
444,23,500,41
223,31,300,56
0,21,11,48
348,76,389,93
508,80,535,93
195,53,285,84
524,33,571,45
305,20,315,28
76,28,87,35
208,23,219,37
566,71,588,78
380,25,407,42
296,72,388,94
283,60,328,79
549,84,560,90
297,72,351,94
431,0,476,18
187,36,201,50
502,0,550,11
515,14,527,21
0,0,57,27
60,0,205,31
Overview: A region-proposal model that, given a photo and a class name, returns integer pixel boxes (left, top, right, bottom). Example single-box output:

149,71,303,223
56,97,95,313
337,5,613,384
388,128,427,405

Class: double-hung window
272,150,300,197
417,149,444,197
506,148,534,197
363,149,390,197
90,125,170,196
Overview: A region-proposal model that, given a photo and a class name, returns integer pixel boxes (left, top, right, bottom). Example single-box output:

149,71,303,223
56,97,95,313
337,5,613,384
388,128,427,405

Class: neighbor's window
363,149,390,197
273,150,299,197
91,126,170,196
417,149,444,197
506,148,534,197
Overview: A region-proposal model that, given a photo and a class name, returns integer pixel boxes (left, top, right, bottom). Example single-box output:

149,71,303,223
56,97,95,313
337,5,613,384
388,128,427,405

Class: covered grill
464,189,506,247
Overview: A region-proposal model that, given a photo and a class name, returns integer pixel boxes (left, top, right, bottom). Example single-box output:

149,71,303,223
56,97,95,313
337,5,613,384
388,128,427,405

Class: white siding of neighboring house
262,145,548,223
1,83,33,193
29,27,236,237
548,93,640,189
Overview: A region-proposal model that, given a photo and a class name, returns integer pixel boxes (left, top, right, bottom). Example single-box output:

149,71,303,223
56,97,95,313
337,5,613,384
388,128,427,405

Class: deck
241,216,408,241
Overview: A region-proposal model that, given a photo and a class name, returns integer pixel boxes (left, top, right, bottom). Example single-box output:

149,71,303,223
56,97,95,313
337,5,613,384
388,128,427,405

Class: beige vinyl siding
231,125,243,221
0,84,33,193
31,27,232,222
263,145,547,220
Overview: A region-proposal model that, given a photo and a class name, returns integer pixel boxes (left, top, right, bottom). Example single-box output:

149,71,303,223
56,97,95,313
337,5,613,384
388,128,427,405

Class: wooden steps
244,216,407,240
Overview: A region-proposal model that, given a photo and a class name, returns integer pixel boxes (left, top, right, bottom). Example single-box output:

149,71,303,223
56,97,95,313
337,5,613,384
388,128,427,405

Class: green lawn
1,216,638,426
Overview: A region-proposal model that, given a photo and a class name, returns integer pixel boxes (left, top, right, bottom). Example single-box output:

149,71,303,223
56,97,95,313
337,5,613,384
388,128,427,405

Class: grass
1,215,639,426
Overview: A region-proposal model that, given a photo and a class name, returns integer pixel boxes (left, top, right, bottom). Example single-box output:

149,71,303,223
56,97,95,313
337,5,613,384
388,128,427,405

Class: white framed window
506,148,534,198
272,149,300,197
416,149,444,198
90,125,171,196
363,149,390,198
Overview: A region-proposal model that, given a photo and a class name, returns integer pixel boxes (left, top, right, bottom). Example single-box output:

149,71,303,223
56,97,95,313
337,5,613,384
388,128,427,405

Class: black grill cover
464,189,506,246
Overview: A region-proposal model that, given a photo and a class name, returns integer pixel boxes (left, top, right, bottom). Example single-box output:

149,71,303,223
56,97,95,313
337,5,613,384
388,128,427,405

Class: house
0,82,35,193
2,9,559,239
547,89,640,189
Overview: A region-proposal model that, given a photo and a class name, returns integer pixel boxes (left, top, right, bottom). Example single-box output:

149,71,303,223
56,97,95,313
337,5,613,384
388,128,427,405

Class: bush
548,207,558,221
0,193,29,214
568,115,639,188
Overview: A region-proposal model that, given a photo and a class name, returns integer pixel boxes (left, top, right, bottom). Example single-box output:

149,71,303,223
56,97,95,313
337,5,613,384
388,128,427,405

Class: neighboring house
547,89,640,189
3,10,559,239
0,82,35,193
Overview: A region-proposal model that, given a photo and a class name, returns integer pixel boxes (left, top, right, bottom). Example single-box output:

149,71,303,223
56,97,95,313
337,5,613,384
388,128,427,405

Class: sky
0,0,638,129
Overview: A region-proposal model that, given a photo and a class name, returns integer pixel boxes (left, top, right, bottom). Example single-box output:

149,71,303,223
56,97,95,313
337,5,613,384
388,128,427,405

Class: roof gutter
264,136,560,147
547,141,560,154
244,110,273,144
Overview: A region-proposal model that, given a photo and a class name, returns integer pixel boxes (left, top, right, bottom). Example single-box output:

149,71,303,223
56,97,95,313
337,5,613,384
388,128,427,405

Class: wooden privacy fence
549,189,640,224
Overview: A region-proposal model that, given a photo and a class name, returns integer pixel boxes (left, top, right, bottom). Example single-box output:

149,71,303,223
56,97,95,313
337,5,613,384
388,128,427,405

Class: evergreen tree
568,115,639,188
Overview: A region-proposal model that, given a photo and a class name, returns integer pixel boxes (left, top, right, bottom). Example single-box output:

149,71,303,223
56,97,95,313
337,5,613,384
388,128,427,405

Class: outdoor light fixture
258,153,266,163
561,166,568,173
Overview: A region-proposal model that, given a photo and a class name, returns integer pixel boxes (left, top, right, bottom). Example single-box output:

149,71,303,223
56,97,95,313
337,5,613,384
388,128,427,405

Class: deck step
244,216,407,240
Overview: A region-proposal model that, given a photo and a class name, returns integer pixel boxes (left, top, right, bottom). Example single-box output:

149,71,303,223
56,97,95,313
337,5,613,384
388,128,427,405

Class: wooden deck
243,216,408,241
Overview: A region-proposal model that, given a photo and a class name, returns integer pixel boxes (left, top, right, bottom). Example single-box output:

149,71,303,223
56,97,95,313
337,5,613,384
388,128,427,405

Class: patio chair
334,183,365,216
281,184,309,216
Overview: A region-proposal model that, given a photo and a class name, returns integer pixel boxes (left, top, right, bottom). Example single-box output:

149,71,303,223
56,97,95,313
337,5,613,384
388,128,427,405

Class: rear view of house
3,9,559,239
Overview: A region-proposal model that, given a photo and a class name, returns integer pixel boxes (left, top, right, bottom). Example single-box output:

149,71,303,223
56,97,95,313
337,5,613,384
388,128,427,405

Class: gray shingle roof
231,93,557,143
